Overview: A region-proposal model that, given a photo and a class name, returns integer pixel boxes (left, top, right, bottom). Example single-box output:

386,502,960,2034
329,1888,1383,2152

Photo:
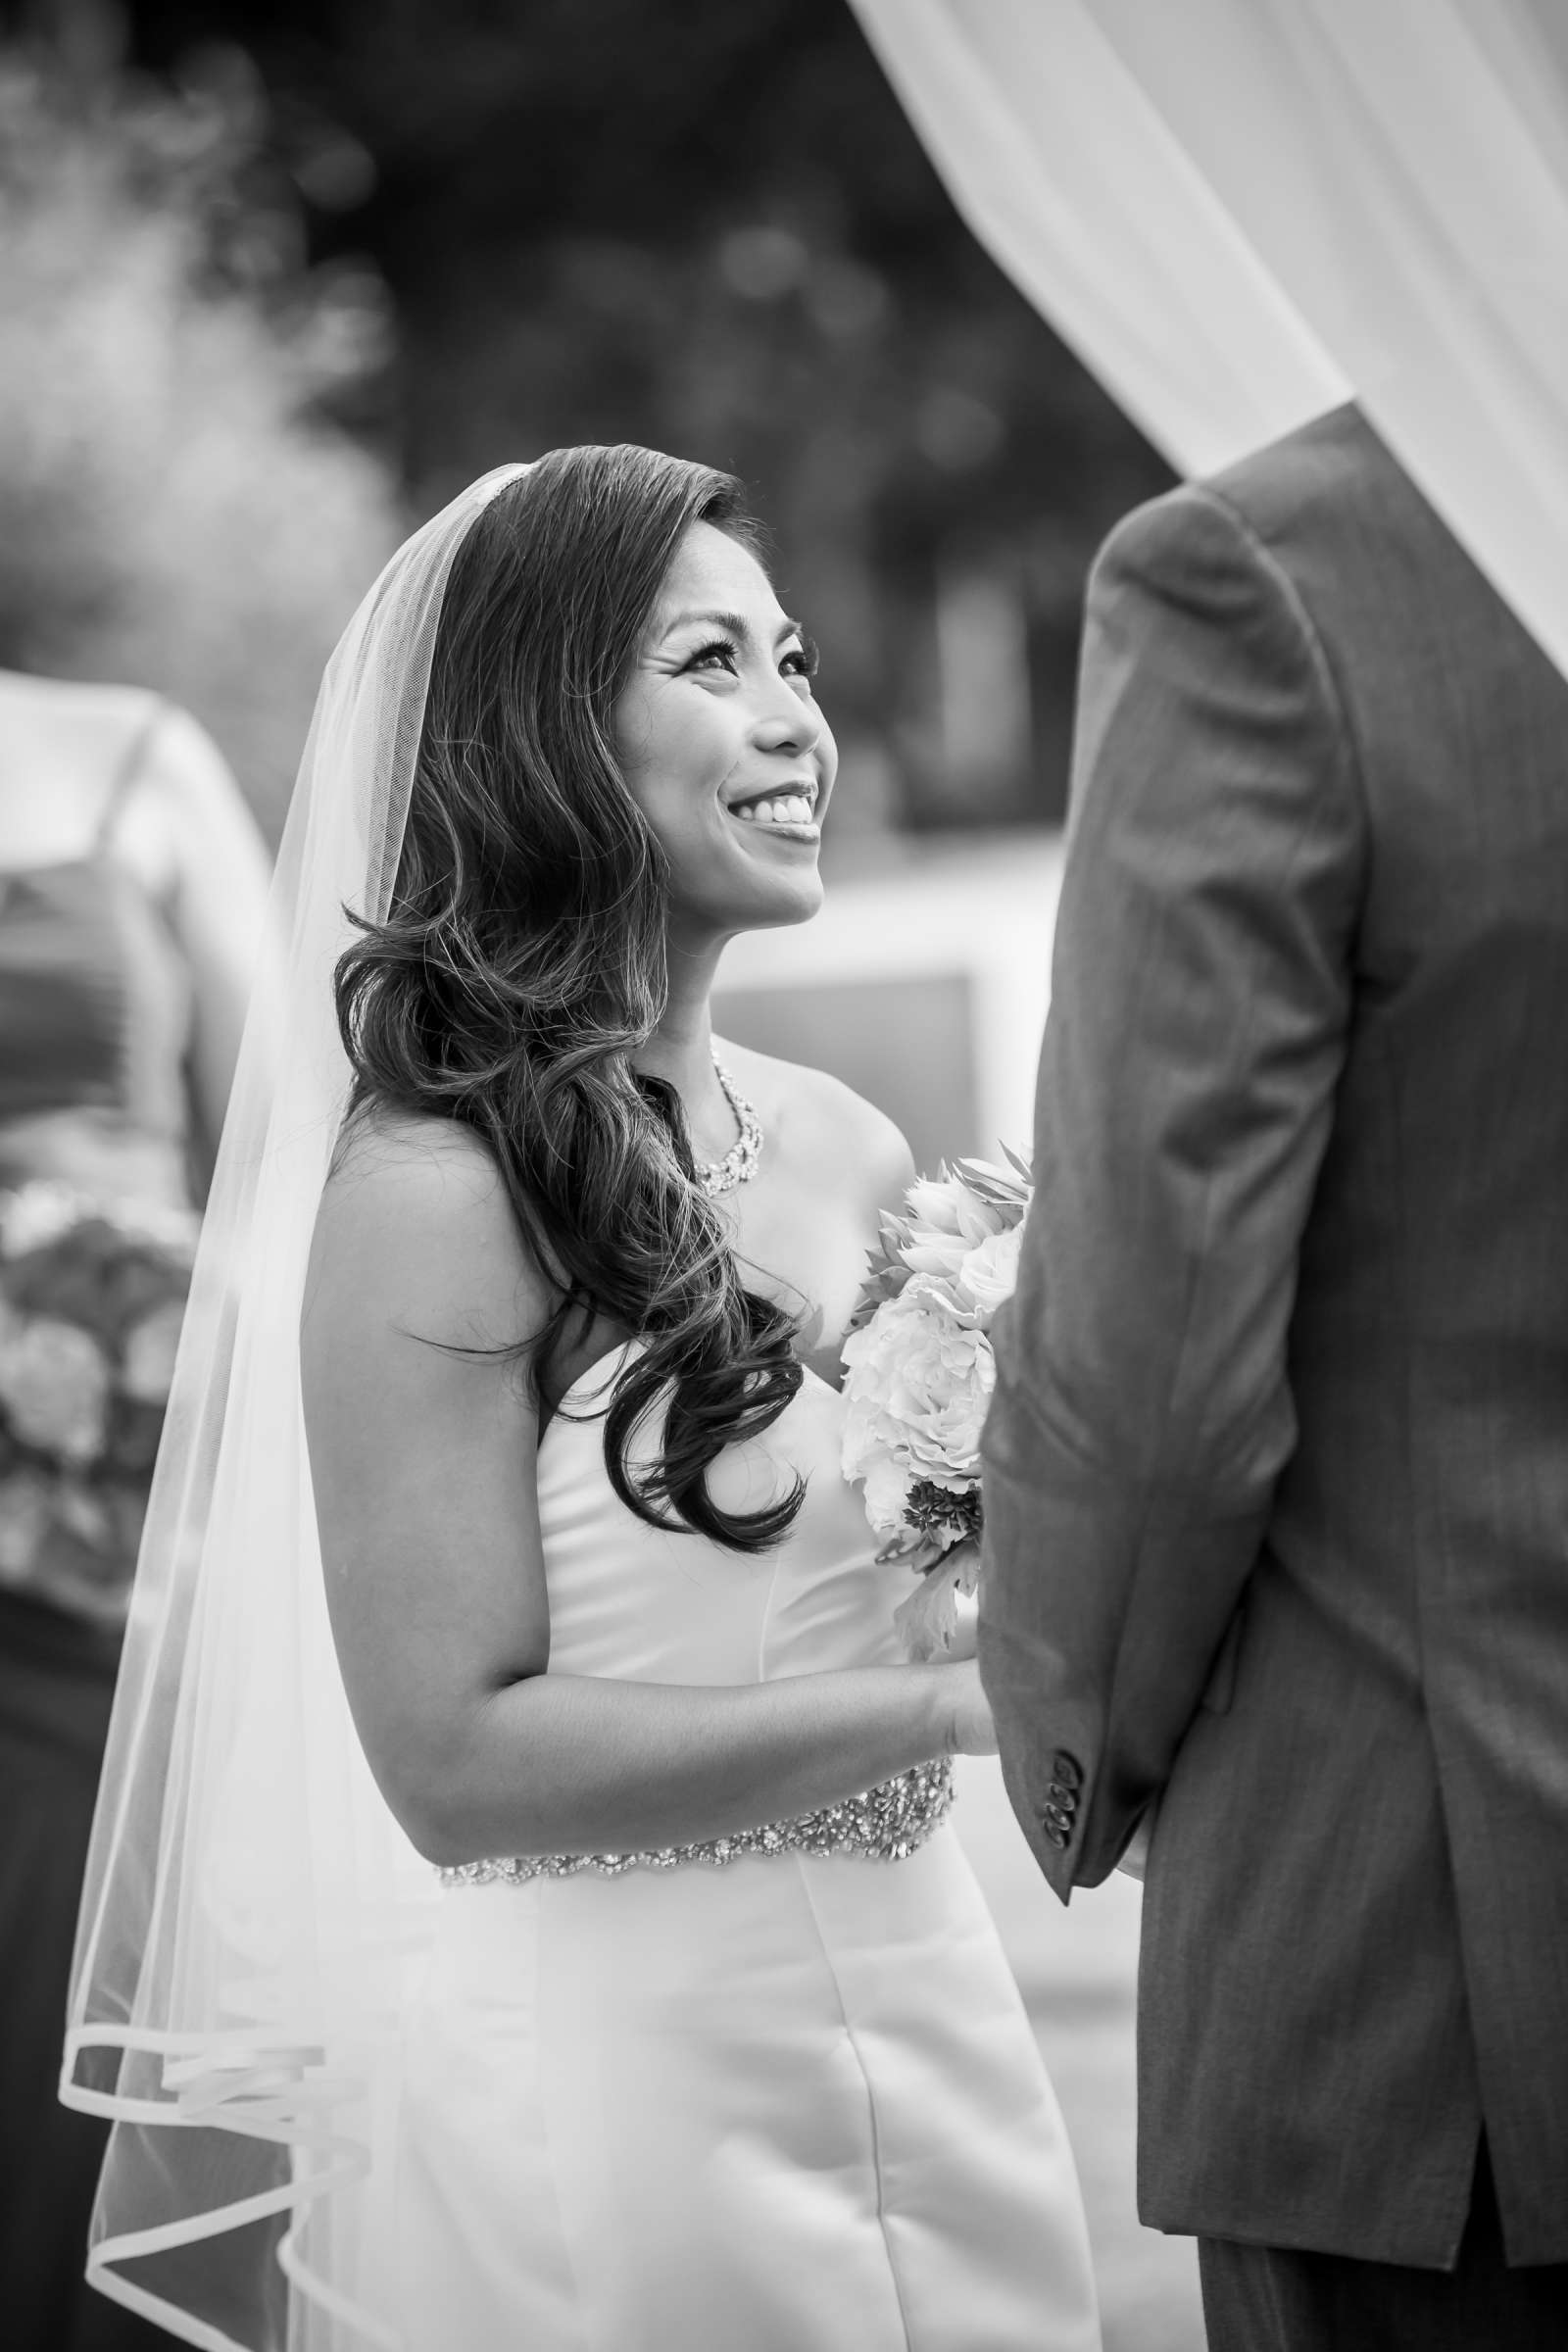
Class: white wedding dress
392,1345,1100,2351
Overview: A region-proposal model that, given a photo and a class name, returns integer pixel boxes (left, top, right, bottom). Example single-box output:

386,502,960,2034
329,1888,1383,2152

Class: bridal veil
62,466,528,2349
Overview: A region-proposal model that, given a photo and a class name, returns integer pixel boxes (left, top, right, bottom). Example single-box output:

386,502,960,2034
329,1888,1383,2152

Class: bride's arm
301,1113,981,1870
415,1661,974,1869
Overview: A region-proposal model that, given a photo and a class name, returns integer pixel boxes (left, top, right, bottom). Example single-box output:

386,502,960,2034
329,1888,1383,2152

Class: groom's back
1138,406,1568,2266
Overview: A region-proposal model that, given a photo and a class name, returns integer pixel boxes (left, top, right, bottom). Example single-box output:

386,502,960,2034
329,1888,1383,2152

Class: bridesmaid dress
0,707,188,2352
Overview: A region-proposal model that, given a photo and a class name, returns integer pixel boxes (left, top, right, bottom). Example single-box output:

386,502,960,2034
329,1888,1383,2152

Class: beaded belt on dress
438,1756,955,1887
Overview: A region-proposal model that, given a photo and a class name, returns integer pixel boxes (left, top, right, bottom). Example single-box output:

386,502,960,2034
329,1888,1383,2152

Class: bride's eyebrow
662,609,803,644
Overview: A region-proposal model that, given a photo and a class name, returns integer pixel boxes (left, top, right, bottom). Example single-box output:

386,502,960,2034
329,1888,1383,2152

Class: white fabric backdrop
850,0,1568,681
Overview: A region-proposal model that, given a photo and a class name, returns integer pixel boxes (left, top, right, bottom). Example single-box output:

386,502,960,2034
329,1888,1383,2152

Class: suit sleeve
978,482,1366,1898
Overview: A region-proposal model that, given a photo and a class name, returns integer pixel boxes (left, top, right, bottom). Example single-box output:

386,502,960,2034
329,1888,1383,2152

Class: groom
978,404,1568,2348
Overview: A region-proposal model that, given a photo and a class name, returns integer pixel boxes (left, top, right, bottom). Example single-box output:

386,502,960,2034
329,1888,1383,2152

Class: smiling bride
66,448,1100,2351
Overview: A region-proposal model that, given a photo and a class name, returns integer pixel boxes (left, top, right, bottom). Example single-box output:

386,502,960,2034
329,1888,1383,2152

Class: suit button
1052,1751,1083,1792
1043,1824,1068,1848
1044,1802,1073,1835
1047,1781,1077,1814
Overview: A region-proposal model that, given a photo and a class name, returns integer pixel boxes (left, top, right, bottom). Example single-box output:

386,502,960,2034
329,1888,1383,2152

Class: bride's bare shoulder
328,1101,504,1200
307,1104,548,1350
716,1040,915,1212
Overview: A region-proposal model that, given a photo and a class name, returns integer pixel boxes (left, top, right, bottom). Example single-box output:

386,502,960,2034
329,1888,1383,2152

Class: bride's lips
724,780,821,842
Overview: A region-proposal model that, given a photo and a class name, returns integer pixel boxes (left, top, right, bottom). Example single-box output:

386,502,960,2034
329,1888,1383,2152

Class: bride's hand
934,1657,998,1757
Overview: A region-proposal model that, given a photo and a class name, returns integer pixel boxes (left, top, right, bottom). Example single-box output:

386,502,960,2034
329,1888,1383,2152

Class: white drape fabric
61,465,528,2351
850,0,1568,681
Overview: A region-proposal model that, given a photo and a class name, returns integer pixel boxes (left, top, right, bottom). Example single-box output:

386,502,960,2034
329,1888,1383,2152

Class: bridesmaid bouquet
840,1152,1030,1660
0,1182,197,1624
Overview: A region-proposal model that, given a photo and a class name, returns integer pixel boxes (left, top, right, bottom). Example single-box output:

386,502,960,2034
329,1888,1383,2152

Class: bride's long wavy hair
335,445,804,1550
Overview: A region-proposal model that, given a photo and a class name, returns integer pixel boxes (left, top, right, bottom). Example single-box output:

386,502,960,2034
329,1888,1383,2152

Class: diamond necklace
696,1054,764,1197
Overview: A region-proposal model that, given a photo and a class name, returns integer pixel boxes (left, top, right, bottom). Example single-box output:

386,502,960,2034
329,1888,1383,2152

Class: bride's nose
753,686,822,760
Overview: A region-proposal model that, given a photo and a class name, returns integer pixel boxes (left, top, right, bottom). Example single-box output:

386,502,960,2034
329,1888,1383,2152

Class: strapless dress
393,1347,1101,2350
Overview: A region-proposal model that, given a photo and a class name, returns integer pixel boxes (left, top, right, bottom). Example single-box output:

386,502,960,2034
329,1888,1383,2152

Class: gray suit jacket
979,406,1568,2267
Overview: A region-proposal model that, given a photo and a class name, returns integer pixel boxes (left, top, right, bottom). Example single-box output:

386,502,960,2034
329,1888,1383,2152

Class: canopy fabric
850,0,1568,679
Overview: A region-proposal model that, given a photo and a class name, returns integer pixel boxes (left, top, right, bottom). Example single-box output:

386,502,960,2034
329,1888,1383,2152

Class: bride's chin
741,871,825,930
668,857,826,943
698,858,825,933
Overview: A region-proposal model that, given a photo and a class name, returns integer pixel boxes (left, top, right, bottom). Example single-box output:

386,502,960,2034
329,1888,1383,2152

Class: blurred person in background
0,663,270,2351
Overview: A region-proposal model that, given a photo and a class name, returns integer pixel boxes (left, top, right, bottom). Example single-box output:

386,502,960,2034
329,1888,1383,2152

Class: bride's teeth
732,794,814,827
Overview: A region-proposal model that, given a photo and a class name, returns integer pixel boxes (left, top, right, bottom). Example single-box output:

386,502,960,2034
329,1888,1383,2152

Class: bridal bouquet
840,1152,1030,1660
0,1183,197,1624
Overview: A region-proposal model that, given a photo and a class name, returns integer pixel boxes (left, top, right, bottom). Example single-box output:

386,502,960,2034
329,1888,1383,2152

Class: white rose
841,1277,997,1534
121,1298,186,1405
955,1223,1023,1322
0,1317,111,1464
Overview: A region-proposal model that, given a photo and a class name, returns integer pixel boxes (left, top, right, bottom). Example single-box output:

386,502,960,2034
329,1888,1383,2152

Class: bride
65,447,1100,2351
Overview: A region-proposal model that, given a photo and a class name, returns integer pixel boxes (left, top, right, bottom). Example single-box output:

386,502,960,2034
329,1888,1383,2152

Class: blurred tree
0,18,401,839
2,0,1170,837
117,0,1171,837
